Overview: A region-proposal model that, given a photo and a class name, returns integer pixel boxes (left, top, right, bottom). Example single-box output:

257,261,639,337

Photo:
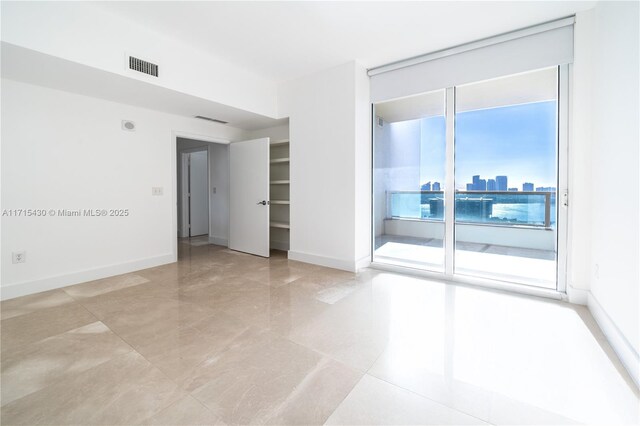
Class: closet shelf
270,200,290,205
270,180,290,185
270,158,290,164
270,221,290,229
270,139,290,146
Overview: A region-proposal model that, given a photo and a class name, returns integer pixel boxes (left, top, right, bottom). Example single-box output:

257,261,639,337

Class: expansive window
372,67,565,291
454,68,559,287
373,90,446,271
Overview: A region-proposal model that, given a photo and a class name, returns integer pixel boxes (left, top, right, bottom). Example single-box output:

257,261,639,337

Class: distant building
466,183,474,191
496,176,508,191
432,182,441,191
421,182,431,191
535,186,556,192
477,179,487,191
487,179,496,191
523,182,534,191
471,175,486,191
508,188,518,192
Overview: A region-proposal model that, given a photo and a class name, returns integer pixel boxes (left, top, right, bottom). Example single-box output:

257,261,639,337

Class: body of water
419,202,556,226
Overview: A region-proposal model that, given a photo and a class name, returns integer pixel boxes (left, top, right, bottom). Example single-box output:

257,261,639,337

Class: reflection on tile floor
1,242,638,425
375,234,557,288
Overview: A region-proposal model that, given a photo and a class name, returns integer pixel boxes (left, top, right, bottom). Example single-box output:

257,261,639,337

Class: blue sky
419,101,557,190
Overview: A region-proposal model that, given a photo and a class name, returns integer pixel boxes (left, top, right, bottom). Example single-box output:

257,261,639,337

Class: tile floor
1,241,638,425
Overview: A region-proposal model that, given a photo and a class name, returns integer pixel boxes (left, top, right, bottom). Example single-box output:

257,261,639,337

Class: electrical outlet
212,187,217,194
12,251,26,264
152,187,164,196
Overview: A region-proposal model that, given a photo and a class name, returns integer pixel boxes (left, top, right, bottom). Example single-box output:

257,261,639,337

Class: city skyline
421,174,556,192
419,101,557,190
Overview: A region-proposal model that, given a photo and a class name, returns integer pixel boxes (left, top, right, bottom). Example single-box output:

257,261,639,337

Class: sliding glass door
454,68,559,288
373,90,446,271
372,67,566,291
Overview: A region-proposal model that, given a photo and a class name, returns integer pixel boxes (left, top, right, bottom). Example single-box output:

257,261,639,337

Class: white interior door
188,150,209,237
229,138,270,257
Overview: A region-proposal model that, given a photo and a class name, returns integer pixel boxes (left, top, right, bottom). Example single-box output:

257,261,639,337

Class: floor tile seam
364,372,494,425
186,388,221,422
0,301,104,357
262,356,344,425
171,325,256,392
134,393,217,425
1,318,128,359
73,299,151,323
0,292,78,323
279,333,371,377
216,313,365,379
88,316,193,410
1,288,85,323
60,274,154,303
0,324,138,409
183,340,353,426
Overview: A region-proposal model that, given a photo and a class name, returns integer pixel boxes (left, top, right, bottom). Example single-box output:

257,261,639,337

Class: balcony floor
374,234,557,289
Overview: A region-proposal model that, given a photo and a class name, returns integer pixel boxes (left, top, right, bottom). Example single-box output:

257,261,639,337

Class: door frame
171,131,229,262
179,148,210,238
370,66,571,301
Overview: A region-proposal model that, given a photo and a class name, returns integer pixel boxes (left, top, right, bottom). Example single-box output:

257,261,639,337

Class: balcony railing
387,190,556,228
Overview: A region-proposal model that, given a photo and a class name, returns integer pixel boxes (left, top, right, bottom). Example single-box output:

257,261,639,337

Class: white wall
571,1,639,385
1,1,278,118
580,1,639,385
278,61,370,271
567,8,595,302
0,79,244,300
354,64,372,267
244,123,290,142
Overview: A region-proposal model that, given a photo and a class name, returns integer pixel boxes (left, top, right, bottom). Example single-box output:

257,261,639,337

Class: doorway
181,150,209,237
177,137,215,244
372,66,568,293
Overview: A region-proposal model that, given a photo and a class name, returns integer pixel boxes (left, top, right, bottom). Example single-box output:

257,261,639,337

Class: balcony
375,190,557,288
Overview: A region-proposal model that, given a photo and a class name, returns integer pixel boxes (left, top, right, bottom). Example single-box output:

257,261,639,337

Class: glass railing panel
388,191,445,220
454,191,556,228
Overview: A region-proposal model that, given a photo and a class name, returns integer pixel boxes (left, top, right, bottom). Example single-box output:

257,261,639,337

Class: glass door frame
371,65,570,299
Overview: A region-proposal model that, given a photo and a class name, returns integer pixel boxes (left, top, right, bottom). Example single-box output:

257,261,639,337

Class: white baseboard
288,250,357,272
567,284,589,305
588,292,640,388
0,254,175,301
355,255,371,271
208,236,228,247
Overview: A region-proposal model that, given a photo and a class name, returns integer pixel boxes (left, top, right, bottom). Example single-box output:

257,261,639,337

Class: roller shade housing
370,18,574,103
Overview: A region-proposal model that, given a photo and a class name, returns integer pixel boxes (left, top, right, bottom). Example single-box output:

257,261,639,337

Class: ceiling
1,42,287,130
96,1,595,83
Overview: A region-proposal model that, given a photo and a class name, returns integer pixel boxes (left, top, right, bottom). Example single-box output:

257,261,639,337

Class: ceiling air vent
195,115,228,125
128,56,158,77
